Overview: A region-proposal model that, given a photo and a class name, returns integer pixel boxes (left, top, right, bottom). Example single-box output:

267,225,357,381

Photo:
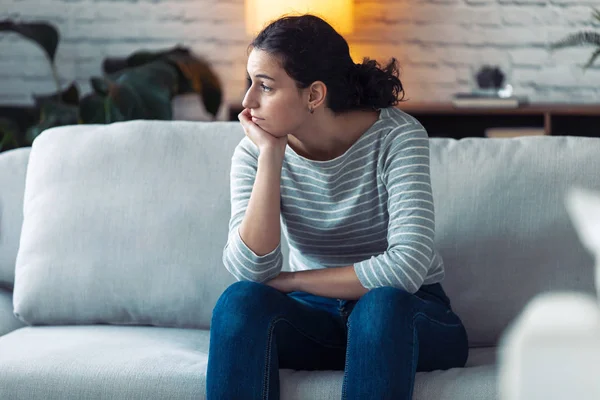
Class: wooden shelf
396,102,600,138
398,102,600,115
228,102,600,138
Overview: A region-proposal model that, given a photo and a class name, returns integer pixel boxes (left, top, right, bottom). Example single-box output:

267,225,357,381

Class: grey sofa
0,120,599,400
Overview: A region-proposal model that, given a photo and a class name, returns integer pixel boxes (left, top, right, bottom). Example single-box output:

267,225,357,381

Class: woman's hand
238,108,288,156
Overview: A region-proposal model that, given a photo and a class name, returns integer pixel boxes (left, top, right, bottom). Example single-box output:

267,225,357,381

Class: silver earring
309,106,314,114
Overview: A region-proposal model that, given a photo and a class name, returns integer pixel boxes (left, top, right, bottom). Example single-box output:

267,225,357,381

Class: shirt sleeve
222,138,283,282
354,123,435,293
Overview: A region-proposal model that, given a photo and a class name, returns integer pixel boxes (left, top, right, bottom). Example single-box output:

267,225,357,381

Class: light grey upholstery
13,122,240,329
0,288,23,336
0,147,30,288
0,326,497,400
431,137,600,346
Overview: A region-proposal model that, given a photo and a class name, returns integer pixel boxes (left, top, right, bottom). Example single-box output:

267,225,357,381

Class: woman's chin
260,125,287,138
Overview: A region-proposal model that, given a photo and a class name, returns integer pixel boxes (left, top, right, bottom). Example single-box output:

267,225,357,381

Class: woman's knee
357,286,413,310
349,286,414,330
211,281,281,331
214,281,278,313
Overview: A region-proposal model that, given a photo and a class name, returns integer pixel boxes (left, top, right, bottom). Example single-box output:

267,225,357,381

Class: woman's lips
251,116,264,122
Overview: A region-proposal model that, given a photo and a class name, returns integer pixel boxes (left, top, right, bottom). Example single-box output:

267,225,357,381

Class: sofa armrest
0,288,23,337
498,292,600,400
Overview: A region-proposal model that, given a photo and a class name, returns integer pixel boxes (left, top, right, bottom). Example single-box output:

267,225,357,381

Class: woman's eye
260,84,272,92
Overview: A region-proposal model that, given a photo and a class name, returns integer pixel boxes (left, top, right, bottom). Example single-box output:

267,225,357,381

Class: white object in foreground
498,292,600,400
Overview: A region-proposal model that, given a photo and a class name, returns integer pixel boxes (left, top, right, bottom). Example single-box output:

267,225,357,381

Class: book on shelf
485,127,546,138
452,92,529,109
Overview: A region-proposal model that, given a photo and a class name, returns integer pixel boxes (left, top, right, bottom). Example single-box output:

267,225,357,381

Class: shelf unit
228,102,600,138
396,102,600,138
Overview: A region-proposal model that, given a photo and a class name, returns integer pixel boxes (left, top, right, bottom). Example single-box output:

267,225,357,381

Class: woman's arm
222,110,288,282
352,123,436,293
266,267,368,300
238,148,285,256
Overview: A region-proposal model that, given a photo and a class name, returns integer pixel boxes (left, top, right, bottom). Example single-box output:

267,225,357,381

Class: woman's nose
242,88,258,110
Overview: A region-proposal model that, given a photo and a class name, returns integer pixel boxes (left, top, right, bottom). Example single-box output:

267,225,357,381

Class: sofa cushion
0,288,23,336
431,136,600,347
565,187,600,297
0,147,30,288
0,325,496,400
13,121,239,328
0,326,208,399
279,365,497,400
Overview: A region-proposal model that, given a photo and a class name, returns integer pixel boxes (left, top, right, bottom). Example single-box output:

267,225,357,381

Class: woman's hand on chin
239,108,288,156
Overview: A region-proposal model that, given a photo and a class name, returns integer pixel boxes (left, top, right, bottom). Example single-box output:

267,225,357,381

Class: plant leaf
165,50,223,118
584,47,600,69
102,46,223,118
102,46,185,75
550,31,600,50
0,20,59,62
593,7,600,24
111,60,177,120
90,77,109,95
79,92,121,124
26,101,79,144
33,82,80,107
0,117,21,153
84,60,178,123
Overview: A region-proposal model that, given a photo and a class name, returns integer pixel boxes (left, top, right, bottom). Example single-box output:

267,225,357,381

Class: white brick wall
1,0,599,108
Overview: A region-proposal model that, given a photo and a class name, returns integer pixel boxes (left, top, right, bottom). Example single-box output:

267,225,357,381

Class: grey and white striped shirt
223,107,444,294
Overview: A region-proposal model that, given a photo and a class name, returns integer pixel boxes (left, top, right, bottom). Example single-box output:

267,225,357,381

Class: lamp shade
245,0,354,36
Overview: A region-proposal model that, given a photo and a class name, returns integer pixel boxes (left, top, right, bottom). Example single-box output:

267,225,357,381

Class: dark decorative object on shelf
475,65,505,90
0,20,223,153
451,64,524,109
550,8,600,70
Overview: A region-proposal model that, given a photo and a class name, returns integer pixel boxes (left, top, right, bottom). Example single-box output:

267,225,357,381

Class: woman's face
242,49,309,137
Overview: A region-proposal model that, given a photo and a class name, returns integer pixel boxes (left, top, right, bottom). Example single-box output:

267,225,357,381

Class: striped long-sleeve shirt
222,107,445,294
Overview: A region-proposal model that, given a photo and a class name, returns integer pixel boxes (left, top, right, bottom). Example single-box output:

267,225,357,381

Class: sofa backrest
4,122,599,346
430,137,599,346
0,147,30,288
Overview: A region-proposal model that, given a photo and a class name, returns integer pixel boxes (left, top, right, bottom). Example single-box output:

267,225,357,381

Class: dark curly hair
250,15,405,113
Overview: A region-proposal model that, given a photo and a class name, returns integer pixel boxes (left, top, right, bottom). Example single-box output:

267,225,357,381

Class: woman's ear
308,81,327,111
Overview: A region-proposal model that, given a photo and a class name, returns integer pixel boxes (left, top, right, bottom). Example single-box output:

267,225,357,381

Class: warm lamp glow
245,0,354,36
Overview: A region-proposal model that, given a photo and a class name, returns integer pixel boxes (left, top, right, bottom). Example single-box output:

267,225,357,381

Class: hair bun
346,58,404,110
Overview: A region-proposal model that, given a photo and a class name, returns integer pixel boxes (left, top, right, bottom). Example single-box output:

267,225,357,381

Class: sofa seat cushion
465,346,497,367
0,288,23,337
0,325,497,400
279,365,496,400
0,326,208,400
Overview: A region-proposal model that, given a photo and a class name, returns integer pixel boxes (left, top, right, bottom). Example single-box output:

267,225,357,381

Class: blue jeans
206,281,468,399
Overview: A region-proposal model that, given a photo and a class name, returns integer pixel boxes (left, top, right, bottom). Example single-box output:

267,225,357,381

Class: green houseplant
0,20,222,153
550,8,600,70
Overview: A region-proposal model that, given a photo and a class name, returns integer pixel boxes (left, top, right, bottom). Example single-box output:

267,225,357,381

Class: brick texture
1,0,599,108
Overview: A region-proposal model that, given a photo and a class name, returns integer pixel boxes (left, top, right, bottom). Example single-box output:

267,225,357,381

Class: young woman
207,14,468,400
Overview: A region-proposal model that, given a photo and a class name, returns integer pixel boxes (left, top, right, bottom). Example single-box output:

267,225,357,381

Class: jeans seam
263,317,282,400
410,315,417,400
341,318,351,400
280,318,346,349
413,311,463,328
263,316,347,400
